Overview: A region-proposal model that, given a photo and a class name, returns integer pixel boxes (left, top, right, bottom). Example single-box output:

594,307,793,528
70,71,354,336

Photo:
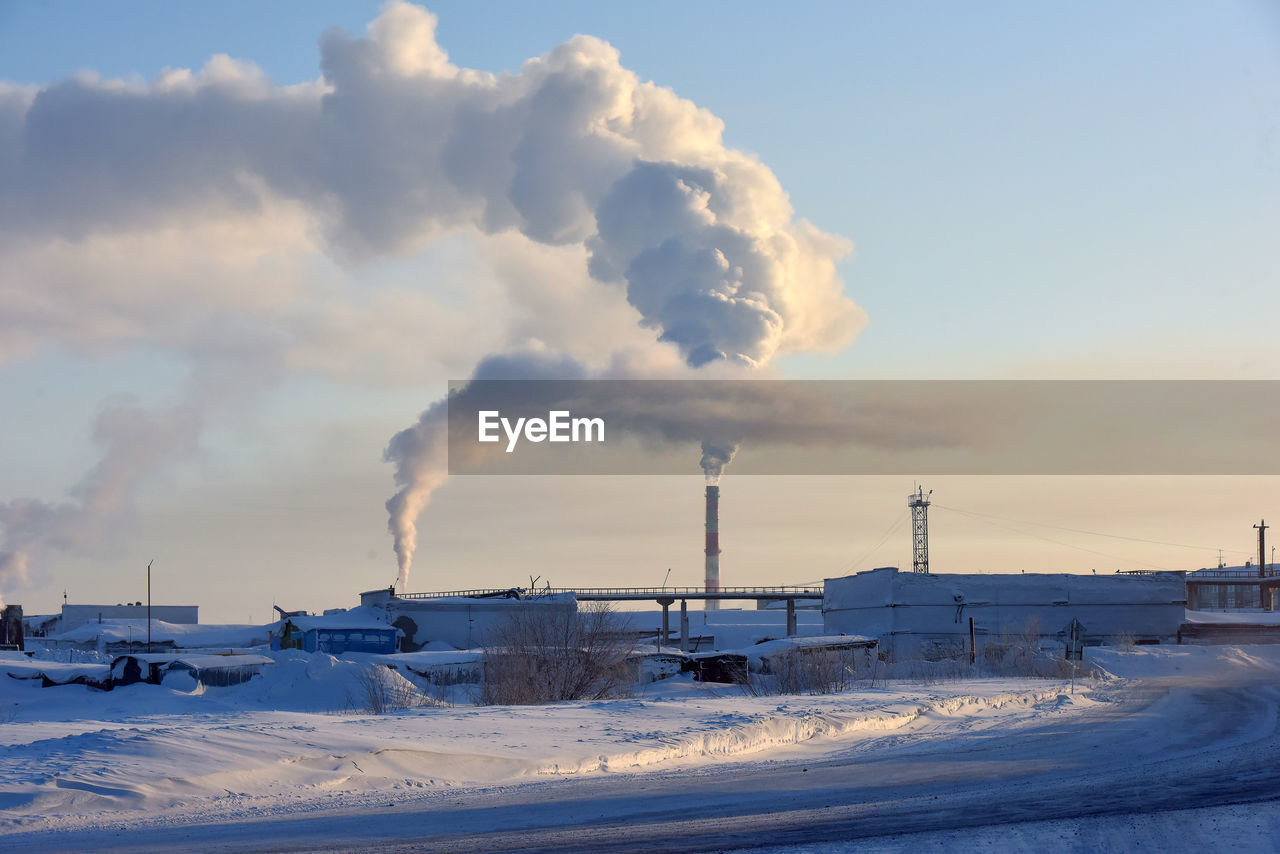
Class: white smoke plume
0,399,202,598
699,439,739,485
383,399,446,592
0,3,867,593
323,5,863,588
0,2,862,369
384,349,589,590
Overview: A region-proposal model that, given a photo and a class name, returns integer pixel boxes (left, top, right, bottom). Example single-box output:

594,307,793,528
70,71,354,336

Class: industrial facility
23,602,199,638
5,483,1276,682
822,566,1186,655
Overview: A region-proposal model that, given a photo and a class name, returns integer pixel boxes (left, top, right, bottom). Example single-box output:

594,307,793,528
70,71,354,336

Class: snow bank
1086,643,1280,680
535,685,1072,776
2,657,109,685
47,619,270,648
0,675,1079,835
232,650,413,712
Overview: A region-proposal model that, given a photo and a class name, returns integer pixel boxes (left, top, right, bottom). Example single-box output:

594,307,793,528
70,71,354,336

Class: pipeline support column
680,599,689,652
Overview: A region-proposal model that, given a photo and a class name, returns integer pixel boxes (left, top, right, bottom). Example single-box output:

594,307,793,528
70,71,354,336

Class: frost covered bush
868,618,1080,683
351,664,437,715
770,648,863,695
978,622,1077,680
480,603,635,705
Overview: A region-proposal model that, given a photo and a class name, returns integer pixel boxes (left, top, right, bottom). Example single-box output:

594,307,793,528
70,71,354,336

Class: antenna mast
908,485,933,574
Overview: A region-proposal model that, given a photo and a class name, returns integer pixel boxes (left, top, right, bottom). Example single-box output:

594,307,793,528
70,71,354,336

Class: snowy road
8,653,1280,853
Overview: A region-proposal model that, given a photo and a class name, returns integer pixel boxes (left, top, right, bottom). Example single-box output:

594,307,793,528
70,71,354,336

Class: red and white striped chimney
705,484,721,611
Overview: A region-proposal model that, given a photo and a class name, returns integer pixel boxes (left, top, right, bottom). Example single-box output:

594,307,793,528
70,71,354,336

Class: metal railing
1118,568,1280,580
545,586,823,596
397,585,824,601
396,588,522,600
1187,568,1280,579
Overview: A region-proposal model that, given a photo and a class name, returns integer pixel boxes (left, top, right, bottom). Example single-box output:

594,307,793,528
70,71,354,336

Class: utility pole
908,485,932,574
146,559,153,653
1255,521,1268,610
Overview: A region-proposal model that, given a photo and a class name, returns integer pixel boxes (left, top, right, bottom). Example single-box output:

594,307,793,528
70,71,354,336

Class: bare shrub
1020,616,1042,648
352,664,437,715
480,602,635,705
771,648,864,695
1112,631,1136,651
977,618,1044,677
884,640,969,685
974,619,1084,679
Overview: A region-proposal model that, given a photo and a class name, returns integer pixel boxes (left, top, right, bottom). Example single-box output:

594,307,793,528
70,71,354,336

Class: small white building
823,567,1186,655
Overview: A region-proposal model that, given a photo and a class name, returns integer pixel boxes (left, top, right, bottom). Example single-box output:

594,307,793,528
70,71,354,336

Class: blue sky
1,2,1277,617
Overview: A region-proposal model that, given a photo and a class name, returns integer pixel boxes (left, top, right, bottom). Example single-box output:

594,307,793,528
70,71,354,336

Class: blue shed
274,608,399,655
300,625,397,654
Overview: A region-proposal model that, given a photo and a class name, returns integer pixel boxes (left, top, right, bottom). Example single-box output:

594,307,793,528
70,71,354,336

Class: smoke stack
705,484,721,611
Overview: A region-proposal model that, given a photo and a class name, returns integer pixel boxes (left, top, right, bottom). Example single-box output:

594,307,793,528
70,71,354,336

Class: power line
837,508,909,577
934,506,1176,571
933,503,1251,557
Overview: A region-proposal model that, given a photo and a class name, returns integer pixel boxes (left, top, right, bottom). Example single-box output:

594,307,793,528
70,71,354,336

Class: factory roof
278,607,395,632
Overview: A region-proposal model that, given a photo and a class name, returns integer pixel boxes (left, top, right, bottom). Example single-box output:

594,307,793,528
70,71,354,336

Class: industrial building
273,610,400,655
110,653,274,688
25,602,199,637
360,587,577,650
1,604,23,651
823,567,1186,655
1185,563,1280,611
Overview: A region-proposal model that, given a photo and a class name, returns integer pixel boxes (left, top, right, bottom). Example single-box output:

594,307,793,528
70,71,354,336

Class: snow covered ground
3,644,1280,852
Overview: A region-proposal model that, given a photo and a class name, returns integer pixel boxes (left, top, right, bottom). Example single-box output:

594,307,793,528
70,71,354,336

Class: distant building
43,603,199,636
1185,563,1279,611
273,609,399,655
110,653,273,687
1,604,23,651
823,567,1186,655
361,588,577,651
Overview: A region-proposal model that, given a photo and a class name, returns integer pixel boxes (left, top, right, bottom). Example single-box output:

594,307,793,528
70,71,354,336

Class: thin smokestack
705,484,721,612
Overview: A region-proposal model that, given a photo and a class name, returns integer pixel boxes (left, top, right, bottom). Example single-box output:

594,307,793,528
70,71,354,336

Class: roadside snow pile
346,649,484,689
234,651,431,713
536,685,1076,776
0,672,1084,834
1086,643,1280,680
